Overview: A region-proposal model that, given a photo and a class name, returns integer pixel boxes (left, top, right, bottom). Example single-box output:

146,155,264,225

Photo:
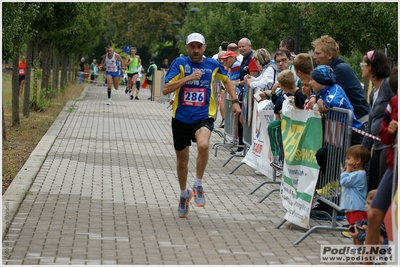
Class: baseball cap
220,51,237,59
186,33,206,45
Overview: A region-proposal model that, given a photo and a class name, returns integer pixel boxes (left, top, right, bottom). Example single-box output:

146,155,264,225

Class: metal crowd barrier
211,79,224,139
276,107,353,245
212,84,240,155
223,84,253,172
250,165,282,203
250,100,284,202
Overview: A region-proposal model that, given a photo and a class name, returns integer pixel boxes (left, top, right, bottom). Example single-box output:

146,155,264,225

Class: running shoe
178,189,193,218
135,96,139,100
112,87,118,92
230,139,239,146
192,185,206,207
230,148,244,156
107,98,112,105
219,118,225,128
130,95,134,100
270,161,283,171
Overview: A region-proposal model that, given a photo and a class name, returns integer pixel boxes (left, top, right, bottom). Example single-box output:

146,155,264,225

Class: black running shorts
128,72,138,77
172,117,214,151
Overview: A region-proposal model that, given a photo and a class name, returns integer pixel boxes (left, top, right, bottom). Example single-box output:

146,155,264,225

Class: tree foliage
297,2,398,58
2,2,43,60
2,1,397,130
174,2,397,62
107,2,188,50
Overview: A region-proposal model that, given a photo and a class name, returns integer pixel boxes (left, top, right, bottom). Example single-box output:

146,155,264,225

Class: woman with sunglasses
360,50,395,191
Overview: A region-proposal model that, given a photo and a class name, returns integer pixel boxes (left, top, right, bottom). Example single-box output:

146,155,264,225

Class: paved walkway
2,85,353,265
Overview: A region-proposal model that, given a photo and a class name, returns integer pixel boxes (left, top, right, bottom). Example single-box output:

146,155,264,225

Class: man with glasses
274,49,301,89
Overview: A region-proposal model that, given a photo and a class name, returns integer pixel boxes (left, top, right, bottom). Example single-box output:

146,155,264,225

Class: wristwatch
232,99,240,104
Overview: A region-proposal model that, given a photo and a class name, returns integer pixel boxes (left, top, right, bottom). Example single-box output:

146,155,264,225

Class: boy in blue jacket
310,65,363,131
311,65,364,177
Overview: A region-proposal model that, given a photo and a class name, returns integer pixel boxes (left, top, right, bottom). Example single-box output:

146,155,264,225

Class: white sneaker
232,150,244,156
230,139,239,145
107,98,112,105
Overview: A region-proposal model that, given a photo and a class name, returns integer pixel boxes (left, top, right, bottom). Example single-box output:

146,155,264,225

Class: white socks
181,188,189,198
181,178,203,198
193,178,202,188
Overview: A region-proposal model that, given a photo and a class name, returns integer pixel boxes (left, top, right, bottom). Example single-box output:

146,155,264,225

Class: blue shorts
371,169,397,212
106,71,120,78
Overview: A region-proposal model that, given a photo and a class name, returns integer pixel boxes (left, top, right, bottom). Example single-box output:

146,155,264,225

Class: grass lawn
2,69,86,194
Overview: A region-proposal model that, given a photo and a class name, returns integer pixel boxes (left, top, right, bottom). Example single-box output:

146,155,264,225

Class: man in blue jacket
309,35,370,180
309,35,369,131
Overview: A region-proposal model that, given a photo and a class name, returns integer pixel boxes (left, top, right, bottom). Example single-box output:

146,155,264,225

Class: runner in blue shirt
163,33,241,218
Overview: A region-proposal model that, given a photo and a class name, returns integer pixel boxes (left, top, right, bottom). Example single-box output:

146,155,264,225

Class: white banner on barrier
242,100,275,178
280,100,323,229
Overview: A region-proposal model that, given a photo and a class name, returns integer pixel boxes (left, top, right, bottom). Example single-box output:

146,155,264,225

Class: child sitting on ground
349,189,388,247
340,144,371,226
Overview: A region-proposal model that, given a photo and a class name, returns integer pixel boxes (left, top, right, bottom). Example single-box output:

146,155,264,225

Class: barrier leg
248,180,270,195
229,162,246,174
213,129,224,138
257,188,280,203
222,154,242,167
214,144,234,157
276,218,287,229
212,135,229,149
293,225,347,246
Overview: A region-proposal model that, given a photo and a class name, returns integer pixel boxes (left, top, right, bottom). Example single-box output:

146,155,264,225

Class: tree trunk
67,54,71,83
12,54,20,127
31,42,39,109
2,104,6,141
60,53,67,90
41,43,51,99
52,45,60,95
23,40,33,118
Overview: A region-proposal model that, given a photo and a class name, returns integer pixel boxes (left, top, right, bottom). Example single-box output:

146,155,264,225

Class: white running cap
186,33,205,45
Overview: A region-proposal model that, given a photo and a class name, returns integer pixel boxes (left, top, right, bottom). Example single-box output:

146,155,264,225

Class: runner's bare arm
162,70,202,95
116,54,125,69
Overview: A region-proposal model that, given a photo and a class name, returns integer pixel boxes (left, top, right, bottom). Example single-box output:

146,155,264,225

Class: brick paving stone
2,85,358,265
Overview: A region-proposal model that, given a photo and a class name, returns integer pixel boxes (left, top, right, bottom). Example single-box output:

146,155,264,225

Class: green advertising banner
279,100,323,229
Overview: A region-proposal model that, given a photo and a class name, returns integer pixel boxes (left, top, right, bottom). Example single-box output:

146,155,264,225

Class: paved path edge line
2,86,89,240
